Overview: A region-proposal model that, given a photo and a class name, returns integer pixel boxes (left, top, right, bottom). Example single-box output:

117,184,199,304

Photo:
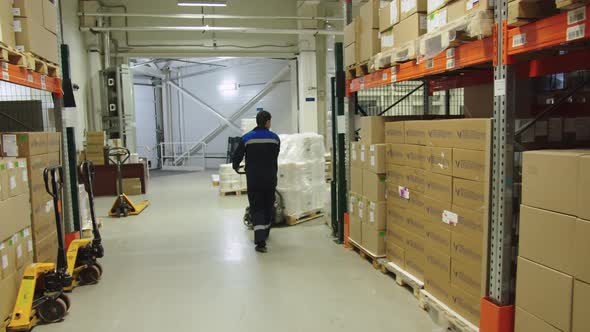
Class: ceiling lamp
177,1,227,6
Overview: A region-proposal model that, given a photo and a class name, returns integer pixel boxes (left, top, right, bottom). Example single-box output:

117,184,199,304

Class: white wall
167,58,293,169
134,83,158,168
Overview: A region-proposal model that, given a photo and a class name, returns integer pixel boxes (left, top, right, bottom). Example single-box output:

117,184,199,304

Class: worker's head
256,110,272,129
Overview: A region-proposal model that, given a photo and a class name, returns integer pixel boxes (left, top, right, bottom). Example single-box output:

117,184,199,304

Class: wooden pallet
348,238,385,269
23,53,60,77
346,65,356,80
355,61,370,77
285,209,324,226
378,259,424,299
1,315,10,332
0,43,26,67
220,189,247,196
419,290,479,332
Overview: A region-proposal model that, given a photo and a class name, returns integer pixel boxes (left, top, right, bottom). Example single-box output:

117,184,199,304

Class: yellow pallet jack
8,166,73,331
63,160,105,291
107,147,149,217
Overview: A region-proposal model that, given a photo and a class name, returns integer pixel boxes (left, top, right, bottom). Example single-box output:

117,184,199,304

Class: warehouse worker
232,111,280,253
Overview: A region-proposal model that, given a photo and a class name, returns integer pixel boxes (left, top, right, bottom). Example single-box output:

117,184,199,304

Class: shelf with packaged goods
1,62,63,96
347,37,493,94
507,4,590,57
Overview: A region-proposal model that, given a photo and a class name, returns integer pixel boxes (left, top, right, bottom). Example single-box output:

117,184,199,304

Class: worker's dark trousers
247,189,275,245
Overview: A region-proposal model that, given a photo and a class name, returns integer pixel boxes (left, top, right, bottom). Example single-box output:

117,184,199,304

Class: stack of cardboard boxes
379,0,399,52
0,0,15,47
515,150,590,332
1,132,61,264
86,131,106,166
382,118,491,326
12,0,59,63
344,0,381,68
395,0,427,47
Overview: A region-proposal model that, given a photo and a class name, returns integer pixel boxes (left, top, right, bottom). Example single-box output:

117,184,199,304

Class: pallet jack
236,166,285,228
8,166,73,331
107,147,149,217
62,160,105,291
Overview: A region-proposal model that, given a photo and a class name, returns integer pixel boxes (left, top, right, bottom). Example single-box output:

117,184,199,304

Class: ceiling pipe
84,26,343,35
79,12,345,21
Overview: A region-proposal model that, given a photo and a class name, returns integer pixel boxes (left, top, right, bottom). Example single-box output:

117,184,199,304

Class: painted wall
134,83,159,168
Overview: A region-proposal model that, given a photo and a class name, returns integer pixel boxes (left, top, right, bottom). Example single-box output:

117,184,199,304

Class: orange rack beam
1,62,63,96
348,37,493,93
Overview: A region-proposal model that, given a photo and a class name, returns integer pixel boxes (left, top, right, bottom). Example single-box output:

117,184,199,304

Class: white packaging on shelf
219,163,246,192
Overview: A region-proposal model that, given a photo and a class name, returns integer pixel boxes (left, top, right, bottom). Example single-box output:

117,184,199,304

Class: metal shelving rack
342,2,590,326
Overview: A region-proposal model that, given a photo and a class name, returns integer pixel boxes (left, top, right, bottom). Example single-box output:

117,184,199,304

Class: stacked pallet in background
515,150,590,332
218,164,247,195
1,132,61,264
0,0,15,47
344,0,381,77
86,131,106,166
507,0,557,27
12,0,59,65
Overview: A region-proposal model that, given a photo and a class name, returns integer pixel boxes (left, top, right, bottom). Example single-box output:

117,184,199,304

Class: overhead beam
79,12,345,21
84,26,344,36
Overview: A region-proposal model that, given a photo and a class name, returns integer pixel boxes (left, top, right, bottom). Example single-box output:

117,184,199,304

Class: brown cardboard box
344,20,358,46
0,160,7,201
464,83,494,118
345,43,358,67
573,279,590,332
368,144,387,174
425,172,453,203
404,144,428,169
452,148,487,182
351,167,363,194
452,258,482,296
360,0,381,29
427,147,452,176
408,190,426,214
389,222,410,248
580,156,590,220
519,205,576,275
450,284,481,326
425,247,451,301
358,197,367,222
46,152,60,167
0,195,32,242
2,132,48,157
575,218,590,284
405,245,426,281
426,120,455,148
15,228,33,269
362,222,386,255
425,222,451,253
380,0,400,32
46,132,60,153
394,13,427,46
452,119,492,151
359,28,380,62
401,0,428,20
403,208,427,237
34,231,58,264
13,17,59,63
42,0,58,34
387,201,405,226
367,200,386,229
0,237,15,279
386,164,405,186
349,214,362,244
556,0,590,10
405,228,425,254
380,28,395,52
404,121,428,145
404,166,425,192
452,204,484,238
466,0,493,12
360,116,395,144
453,178,486,211
385,122,405,144
427,0,454,13
386,241,405,267
0,274,17,325
425,276,451,303
359,144,368,168
0,0,15,47
508,0,556,26
388,143,407,166
423,196,450,225
515,307,561,332
123,178,142,196
12,0,44,21
351,142,361,168
363,170,386,202
452,231,483,267
522,150,590,217
27,154,47,188
516,257,573,332
31,202,55,242
5,160,20,197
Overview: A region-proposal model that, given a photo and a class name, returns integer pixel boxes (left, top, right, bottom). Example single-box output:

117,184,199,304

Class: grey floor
41,171,435,332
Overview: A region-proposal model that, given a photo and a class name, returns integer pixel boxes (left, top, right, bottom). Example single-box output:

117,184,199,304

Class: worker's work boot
255,241,267,253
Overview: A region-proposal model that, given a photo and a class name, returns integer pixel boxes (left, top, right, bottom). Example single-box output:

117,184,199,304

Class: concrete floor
41,171,435,332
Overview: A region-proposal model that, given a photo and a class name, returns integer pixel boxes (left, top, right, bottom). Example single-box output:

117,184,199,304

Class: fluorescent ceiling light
177,1,227,6
218,82,238,91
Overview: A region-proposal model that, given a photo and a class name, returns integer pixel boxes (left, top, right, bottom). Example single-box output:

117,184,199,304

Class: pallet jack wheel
94,262,104,277
58,293,71,311
79,265,101,284
38,298,68,323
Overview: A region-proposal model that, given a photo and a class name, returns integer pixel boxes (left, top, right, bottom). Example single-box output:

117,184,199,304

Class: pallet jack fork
108,147,149,217
8,166,73,331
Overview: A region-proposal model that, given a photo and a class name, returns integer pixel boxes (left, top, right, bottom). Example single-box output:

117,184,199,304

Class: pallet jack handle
43,166,68,273
108,147,130,197
80,160,102,244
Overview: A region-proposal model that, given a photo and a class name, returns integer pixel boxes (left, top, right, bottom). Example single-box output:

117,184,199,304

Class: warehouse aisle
41,172,434,332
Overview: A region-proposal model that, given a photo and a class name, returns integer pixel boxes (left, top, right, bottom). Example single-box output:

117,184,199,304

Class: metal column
489,0,517,305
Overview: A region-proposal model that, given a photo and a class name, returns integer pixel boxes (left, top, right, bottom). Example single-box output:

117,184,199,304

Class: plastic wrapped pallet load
219,163,245,193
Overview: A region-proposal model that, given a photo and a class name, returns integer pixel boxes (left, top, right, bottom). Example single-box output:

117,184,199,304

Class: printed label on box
17,245,22,258
1,255,7,269
23,228,30,237
401,0,416,13
10,176,16,189
370,211,375,223
442,210,458,225
568,7,586,25
12,8,21,16
390,0,399,23
361,151,365,162
13,20,22,32
46,201,52,213
352,149,357,160
371,156,376,166
399,186,410,199
27,240,33,253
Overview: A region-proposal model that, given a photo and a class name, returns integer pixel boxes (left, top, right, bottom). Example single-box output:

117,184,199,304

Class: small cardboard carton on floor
122,178,143,196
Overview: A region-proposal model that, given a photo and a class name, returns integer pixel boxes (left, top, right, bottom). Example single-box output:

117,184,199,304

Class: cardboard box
580,156,590,220
360,116,395,144
34,231,58,264
358,197,367,222
451,258,482,296
405,245,426,281
359,144,367,167
367,200,386,229
452,231,483,267
380,28,395,52
386,241,405,267
452,148,487,182
515,257,573,332
508,0,556,27
345,43,358,67
351,167,363,194
123,178,142,196
522,150,590,217
12,0,44,21
344,20,358,46
362,170,386,202
573,279,590,332
408,190,426,215
0,160,7,201
362,222,386,255
359,28,380,62
466,0,493,12
0,274,17,324
0,237,15,279
427,119,491,150
0,195,32,242
380,0,400,32
556,0,590,10
425,172,453,203
519,205,576,275
368,144,387,174
2,132,48,157
423,196,450,225
349,214,362,244
351,142,361,168
427,147,452,176
404,166,425,193
31,201,55,242
404,120,428,145
405,228,425,254
427,0,466,32
386,164,405,186
425,222,451,253
385,122,405,144
388,143,407,166
450,284,481,326
387,201,405,226
464,84,494,118
46,132,60,153
427,0,454,13
13,17,59,63
451,204,484,238
360,0,381,29
425,247,451,301
404,144,428,169
15,228,32,269
575,218,590,284
42,0,58,34
27,154,47,187
453,178,486,211
515,307,562,332
403,208,427,237
0,0,15,47
401,0,428,20
426,120,455,148
394,13,427,46
389,222,409,248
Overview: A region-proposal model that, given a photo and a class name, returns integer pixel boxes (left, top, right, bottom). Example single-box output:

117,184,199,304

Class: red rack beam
1,63,62,96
